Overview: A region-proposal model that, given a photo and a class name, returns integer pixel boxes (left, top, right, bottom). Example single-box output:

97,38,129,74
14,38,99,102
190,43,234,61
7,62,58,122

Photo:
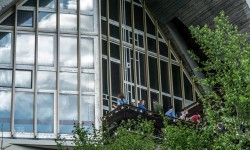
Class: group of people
113,92,201,124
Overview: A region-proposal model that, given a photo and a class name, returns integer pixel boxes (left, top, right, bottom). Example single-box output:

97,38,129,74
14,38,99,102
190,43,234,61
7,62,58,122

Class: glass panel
39,0,56,9
0,13,14,26
138,34,144,48
149,56,158,90
111,62,120,97
101,20,107,35
185,100,193,107
110,42,120,59
0,32,11,64
81,38,94,68
60,14,77,31
110,24,119,39
134,5,143,31
137,53,145,86
163,95,171,113
60,72,77,91
37,93,54,133
125,1,131,26
80,0,93,11
80,15,94,32
0,91,11,131
59,94,78,134
38,12,57,29
17,10,33,27
102,40,107,55
0,70,12,87
172,64,182,97
81,73,95,92
38,35,54,66
37,71,56,90
16,33,35,65
147,37,156,53
109,0,119,21
151,92,159,112
184,75,193,101
81,95,95,124
60,0,77,10
146,15,155,35
60,36,77,67
101,0,106,17
159,41,168,57
160,61,170,93
174,99,182,116
15,70,32,89
23,0,36,7
102,59,108,94
14,92,34,132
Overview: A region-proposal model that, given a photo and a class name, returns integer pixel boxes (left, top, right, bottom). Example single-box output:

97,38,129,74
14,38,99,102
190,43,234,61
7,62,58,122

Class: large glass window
38,12,57,29
0,32,11,64
109,0,119,22
81,73,95,93
14,92,34,132
149,56,158,90
134,5,143,31
60,0,77,10
81,95,95,125
110,42,120,60
60,36,77,67
111,62,120,97
0,91,11,131
124,1,131,26
102,59,108,94
17,10,33,27
80,0,93,11
59,94,78,134
159,41,168,57
172,64,182,97
184,75,193,101
81,38,94,68
137,53,145,86
60,14,77,31
160,61,170,93
37,71,56,90
0,70,12,87
15,70,32,89
146,15,155,35
162,95,171,112
0,13,15,26
101,0,106,17
80,15,94,32
38,35,55,66
16,33,35,65
60,72,77,91
37,93,54,133
39,0,56,9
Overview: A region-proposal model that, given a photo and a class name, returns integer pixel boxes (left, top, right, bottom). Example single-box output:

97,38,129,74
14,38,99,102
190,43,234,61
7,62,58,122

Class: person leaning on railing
112,92,129,108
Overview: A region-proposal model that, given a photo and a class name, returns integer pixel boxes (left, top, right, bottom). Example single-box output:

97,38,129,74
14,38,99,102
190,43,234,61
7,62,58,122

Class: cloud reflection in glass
0,91,11,131
0,32,11,64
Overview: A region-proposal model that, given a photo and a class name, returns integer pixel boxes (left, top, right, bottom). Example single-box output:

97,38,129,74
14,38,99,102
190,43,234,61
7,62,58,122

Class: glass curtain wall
0,0,98,138
101,0,199,115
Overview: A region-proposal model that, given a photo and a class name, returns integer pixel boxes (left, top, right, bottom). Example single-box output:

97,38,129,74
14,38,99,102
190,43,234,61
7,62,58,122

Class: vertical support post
180,61,185,108
119,0,124,93
56,0,60,136
168,44,174,109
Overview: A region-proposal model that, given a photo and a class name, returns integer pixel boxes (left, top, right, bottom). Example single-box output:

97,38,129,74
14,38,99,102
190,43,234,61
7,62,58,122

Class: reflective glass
37,93,54,133
147,37,156,53
60,14,77,31
23,0,36,7
137,53,145,86
184,75,193,101
39,0,56,9
81,73,95,92
111,62,120,96
38,12,57,29
80,15,94,32
81,38,94,68
110,42,120,59
60,0,77,10
37,71,56,90
0,32,11,64
102,59,108,94
134,5,143,31
172,65,182,97
109,0,119,21
60,36,77,67
16,33,35,65
14,92,34,132
38,35,54,66
59,94,78,133
125,1,131,26
81,95,94,123
110,24,119,39
160,61,170,93
0,91,11,131
101,0,106,17
0,13,14,26
146,15,155,35
80,0,93,11
159,41,168,57
17,10,33,27
60,72,77,91
149,56,158,90
0,70,12,87
15,70,32,89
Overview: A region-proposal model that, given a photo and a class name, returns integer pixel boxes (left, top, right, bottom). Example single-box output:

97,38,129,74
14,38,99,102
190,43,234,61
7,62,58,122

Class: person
180,107,188,120
130,99,136,106
138,100,147,110
165,105,177,119
191,112,200,124
112,92,129,108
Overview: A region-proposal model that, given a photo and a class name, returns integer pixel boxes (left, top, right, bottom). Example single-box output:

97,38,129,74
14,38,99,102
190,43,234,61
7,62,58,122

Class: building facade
0,0,201,149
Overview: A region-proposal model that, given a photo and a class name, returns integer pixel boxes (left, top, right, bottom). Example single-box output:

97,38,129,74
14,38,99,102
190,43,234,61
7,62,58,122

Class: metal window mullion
119,0,124,93
77,0,81,125
56,0,60,136
10,4,17,137
34,0,39,137
180,61,185,108
106,0,112,111
131,0,138,103
168,44,174,108
143,0,150,109
155,20,162,106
